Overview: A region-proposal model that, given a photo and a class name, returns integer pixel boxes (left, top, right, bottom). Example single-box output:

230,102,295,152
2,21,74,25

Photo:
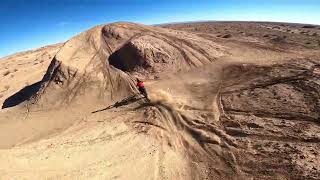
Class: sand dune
0,21,319,179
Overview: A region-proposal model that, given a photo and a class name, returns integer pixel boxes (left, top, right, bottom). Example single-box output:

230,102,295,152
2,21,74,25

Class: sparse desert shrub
222,34,232,38
13,69,18,72
312,33,318,36
3,70,10,76
4,85,10,91
263,34,270,38
305,42,311,45
271,35,286,43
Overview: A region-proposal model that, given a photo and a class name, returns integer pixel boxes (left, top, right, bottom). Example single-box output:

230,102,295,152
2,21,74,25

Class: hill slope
0,21,319,179
2,22,224,109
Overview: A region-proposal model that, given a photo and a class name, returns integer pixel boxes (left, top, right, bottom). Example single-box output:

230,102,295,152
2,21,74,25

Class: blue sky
1,0,319,58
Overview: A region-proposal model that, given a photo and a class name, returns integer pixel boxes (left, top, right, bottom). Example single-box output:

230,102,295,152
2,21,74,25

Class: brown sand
0,21,319,179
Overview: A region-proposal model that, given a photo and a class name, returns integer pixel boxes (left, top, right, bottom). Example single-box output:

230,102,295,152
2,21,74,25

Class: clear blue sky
1,0,319,58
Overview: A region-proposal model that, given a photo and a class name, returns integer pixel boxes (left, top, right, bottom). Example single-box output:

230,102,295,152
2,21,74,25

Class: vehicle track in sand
1,22,320,179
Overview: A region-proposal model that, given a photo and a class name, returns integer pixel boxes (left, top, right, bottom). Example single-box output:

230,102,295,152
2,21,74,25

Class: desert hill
2,22,224,110
0,21,319,179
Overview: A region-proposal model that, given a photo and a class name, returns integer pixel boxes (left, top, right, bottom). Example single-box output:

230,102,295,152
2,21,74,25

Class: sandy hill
2,22,224,110
0,21,319,179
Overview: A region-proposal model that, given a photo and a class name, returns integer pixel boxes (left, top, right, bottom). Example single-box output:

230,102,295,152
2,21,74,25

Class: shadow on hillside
2,81,42,109
91,94,145,113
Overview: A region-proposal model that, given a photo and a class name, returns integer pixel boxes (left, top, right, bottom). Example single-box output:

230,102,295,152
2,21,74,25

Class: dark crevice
108,42,151,72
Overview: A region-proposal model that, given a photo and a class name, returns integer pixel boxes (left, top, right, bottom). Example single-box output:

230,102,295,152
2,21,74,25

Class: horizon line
1,20,319,59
